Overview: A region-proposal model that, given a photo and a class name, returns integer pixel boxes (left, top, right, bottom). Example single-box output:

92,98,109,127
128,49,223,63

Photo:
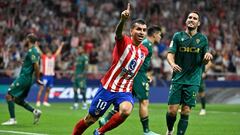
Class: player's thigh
168,83,183,105
113,92,134,113
8,77,31,99
182,85,199,107
46,76,54,88
133,74,149,101
89,86,114,117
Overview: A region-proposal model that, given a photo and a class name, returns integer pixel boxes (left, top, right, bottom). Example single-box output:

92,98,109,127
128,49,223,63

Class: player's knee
5,94,13,101
140,100,149,107
168,111,177,116
84,114,98,125
119,103,133,117
181,106,191,115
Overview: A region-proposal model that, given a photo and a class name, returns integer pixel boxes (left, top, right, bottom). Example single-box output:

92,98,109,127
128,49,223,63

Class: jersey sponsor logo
179,47,200,53
196,39,200,44
129,59,137,71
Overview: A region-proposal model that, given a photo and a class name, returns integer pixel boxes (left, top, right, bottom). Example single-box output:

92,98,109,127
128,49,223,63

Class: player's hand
202,72,207,79
60,41,65,46
121,3,131,21
203,52,213,64
171,63,182,72
36,80,44,85
147,76,153,83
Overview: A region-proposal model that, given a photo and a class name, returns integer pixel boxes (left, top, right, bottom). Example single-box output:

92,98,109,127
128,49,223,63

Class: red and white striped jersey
40,54,56,76
101,35,148,93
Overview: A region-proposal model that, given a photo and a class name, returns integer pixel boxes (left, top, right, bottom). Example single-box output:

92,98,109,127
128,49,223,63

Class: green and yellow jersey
168,31,209,86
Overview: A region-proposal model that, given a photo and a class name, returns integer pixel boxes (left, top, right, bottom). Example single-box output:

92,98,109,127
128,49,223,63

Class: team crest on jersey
140,52,145,59
129,59,137,71
31,55,37,61
196,39,200,44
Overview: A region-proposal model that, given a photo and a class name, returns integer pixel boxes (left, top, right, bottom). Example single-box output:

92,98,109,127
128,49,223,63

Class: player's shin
177,114,189,135
166,112,177,132
15,99,34,112
72,119,89,135
98,112,126,133
7,100,15,118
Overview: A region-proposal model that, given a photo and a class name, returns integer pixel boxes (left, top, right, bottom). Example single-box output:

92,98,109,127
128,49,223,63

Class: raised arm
115,3,131,39
54,41,64,56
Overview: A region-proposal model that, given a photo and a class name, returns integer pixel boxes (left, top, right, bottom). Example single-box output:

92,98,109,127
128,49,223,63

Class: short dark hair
147,25,161,36
26,33,38,43
130,19,146,29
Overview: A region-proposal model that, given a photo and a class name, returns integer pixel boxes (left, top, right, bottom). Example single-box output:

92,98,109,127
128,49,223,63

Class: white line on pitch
0,130,48,135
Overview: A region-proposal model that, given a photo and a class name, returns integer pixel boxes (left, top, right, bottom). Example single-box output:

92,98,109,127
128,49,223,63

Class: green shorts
8,76,32,99
132,72,149,101
198,79,205,93
168,83,199,107
73,77,87,90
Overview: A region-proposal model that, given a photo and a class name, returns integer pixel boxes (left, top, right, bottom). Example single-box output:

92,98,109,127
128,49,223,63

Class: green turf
0,103,240,135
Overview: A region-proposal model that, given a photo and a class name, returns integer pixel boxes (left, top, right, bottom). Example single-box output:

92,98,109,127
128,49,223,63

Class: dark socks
15,99,34,112
166,112,176,132
7,101,15,118
141,116,149,133
177,114,189,135
200,97,206,109
74,90,78,103
81,90,86,103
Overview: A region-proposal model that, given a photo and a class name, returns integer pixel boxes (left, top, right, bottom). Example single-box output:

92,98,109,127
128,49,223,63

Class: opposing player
166,11,213,135
1,33,43,125
72,3,148,135
36,41,64,107
71,46,89,110
99,25,162,135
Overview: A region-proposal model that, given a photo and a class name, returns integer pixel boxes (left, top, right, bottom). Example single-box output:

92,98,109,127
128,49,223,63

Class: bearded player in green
1,33,43,125
71,46,89,110
99,25,162,135
166,11,213,135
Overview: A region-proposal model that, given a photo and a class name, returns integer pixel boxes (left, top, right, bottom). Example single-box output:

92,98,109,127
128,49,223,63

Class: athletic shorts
41,75,54,88
132,72,149,101
89,85,134,117
8,76,32,99
168,83,199,107
73,77,87,90
198,79,205,93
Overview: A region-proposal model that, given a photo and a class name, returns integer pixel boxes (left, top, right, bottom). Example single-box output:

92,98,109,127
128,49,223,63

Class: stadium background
0,0,240,135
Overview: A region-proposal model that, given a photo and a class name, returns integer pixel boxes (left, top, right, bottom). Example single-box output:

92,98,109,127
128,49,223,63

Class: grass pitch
0,103,240,135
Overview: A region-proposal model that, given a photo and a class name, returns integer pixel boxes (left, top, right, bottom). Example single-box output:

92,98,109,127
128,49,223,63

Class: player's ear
130,29,133,36
198,21,201,26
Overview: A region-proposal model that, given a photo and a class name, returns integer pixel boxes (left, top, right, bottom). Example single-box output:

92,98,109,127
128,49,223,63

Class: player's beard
187,26,197,32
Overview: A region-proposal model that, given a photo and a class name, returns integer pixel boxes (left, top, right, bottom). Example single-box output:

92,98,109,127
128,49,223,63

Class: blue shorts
89,85,134,117
41,75,54,88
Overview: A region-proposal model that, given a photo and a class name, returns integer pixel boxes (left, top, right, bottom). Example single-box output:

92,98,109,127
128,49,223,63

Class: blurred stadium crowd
0,0,240,81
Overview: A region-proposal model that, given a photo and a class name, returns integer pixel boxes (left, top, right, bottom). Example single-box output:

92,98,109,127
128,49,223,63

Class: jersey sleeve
202,35,209,54
30,50,40,64
115,35,129,54
168,32,179,54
